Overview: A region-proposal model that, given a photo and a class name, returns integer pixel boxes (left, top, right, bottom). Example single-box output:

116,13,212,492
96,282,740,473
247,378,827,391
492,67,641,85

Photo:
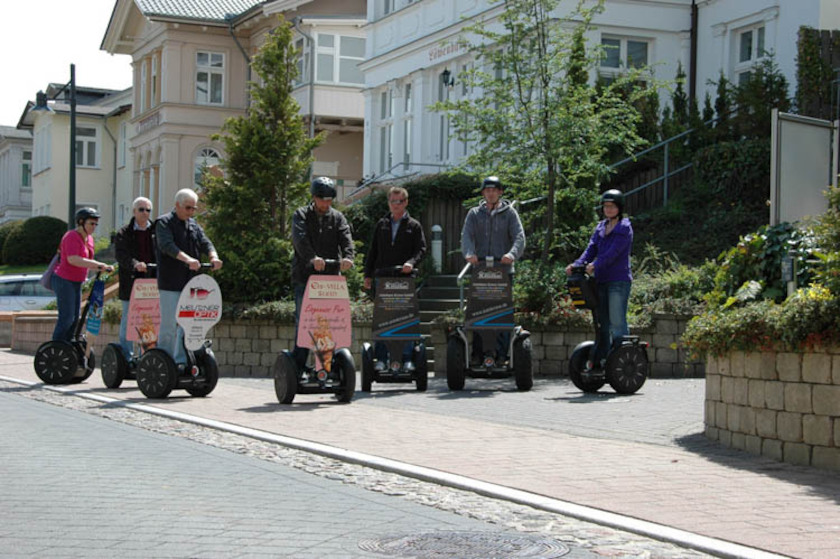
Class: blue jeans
592,281,631,366
51,274,82,342
158,289,186,365
118,299,133,358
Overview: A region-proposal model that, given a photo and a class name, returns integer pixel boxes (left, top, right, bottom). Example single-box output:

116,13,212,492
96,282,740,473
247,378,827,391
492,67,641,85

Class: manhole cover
358,530,569,558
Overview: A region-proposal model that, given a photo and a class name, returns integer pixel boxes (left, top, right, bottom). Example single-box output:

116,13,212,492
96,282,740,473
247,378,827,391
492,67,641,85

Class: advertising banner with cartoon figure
297,275,351,372
176,274,223,351
127,278,160,350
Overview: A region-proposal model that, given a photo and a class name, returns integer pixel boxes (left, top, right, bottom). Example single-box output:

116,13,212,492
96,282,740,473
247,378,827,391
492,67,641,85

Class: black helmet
481,176,503,191
310,176,337,200
600,189,624,213
75,207,100,225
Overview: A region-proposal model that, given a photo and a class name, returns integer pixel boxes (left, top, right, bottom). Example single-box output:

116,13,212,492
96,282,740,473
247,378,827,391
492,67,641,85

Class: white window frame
314,33,365,86
196,51,225,106
599,35,650,82
22,150,32,188
734,24,767,85
34,124,52,175
140,59,147,113
75,125,100,169
378,89,394,174
294,38,310,87
194,147,221,189
402,83,412,167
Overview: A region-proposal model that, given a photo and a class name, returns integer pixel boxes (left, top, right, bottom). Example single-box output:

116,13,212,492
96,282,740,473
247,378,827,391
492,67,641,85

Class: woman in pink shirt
51,208,114,341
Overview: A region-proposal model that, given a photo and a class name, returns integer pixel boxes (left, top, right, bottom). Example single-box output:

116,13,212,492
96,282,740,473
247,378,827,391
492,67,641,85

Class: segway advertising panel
135,269,222,399
101,277,160,389
127,278,161,349
274,265,356,405
446,261,533,391
361,273,427,392
177,274,222,350
465,262,514,367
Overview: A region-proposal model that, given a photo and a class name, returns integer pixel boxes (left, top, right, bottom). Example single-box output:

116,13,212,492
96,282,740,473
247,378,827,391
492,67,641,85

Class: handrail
457,262,472,310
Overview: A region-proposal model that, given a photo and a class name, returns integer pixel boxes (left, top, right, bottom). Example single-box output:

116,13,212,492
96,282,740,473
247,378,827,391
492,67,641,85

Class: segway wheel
361,345,374,392
75,349,96,383
273,352,297,404
34,341,78,385
569,341,606,393
446,336,466,391
606,344,649,394
101,344,129,389
334,349,356,403
185,347,219,397
136,349,177,399
413,343,428,392
513,337,533,392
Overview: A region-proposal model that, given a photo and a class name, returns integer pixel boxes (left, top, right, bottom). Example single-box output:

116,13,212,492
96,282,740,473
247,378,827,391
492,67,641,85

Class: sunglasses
389,199,407,205
184,205,197,211
136,208,152,213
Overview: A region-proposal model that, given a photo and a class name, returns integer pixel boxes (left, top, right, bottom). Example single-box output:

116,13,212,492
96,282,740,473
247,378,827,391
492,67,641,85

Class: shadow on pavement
674,432,840,506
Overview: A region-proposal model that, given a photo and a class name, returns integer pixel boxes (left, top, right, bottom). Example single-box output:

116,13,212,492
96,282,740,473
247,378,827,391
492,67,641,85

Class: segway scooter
566,265,648,394
100,264,157,388
33,271,106,385
135,264,221,399
446,260,533,391
361,266,427,392
273,259,356,404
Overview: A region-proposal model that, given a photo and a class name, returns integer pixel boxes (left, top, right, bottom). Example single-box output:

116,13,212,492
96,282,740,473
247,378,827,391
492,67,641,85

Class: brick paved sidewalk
2,349,838,558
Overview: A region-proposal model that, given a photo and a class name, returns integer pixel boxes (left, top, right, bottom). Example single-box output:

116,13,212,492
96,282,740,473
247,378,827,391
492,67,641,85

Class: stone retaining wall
705,350,840,471
10,312,702,379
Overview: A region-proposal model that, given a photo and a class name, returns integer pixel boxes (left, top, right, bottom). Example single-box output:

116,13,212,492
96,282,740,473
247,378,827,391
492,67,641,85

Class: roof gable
135,0,267,22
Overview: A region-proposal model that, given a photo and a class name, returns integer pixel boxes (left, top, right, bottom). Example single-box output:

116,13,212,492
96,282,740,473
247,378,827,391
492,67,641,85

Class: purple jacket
574,217,633,284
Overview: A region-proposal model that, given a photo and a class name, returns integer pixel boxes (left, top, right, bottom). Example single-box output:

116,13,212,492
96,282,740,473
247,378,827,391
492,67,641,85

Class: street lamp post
68,64,77,228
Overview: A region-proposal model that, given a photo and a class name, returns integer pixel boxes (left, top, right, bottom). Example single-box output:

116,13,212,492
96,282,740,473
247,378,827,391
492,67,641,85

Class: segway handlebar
374,265,412,277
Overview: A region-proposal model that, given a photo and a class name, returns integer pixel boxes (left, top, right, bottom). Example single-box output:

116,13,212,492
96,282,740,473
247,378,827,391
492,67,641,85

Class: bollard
431,225,443,273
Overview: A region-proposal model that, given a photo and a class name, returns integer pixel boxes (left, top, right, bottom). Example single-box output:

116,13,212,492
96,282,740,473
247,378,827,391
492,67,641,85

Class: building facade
18,86,133,236
0,126,33,225
360,0,840,181
100,0,366,208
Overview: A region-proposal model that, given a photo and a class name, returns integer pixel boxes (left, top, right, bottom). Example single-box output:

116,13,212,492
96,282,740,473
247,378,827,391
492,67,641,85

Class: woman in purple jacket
565,190,633,371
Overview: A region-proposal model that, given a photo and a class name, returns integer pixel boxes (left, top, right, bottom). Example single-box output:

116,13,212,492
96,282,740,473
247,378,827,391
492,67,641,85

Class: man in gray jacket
461,176,526,362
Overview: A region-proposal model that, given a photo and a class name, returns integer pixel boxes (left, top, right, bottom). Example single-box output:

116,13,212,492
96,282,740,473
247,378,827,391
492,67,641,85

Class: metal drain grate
358,530,570,558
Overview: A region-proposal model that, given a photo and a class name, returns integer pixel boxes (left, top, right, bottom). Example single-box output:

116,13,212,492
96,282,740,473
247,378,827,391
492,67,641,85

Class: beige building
101,0,366,209
18,85,133,236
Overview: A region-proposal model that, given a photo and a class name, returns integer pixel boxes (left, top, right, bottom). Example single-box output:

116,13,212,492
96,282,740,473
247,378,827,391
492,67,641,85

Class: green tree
434,0,651,261
203,18,325,303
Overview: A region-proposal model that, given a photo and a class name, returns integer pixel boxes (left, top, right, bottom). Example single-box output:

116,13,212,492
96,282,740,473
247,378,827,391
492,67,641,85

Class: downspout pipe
293,16,316,138
101,105,127,233
227,17,252,109
689,0,698,103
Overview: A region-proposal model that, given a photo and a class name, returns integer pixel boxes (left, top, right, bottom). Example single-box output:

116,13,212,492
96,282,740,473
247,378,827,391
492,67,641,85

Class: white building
0,126,33,224
360,0,840,181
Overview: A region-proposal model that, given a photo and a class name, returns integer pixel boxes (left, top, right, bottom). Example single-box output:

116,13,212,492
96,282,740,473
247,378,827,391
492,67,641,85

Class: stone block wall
705,349,840,471
11,312,700,379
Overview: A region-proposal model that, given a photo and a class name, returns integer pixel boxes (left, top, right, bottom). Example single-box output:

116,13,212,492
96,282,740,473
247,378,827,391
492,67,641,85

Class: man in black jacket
114,197,157,358
155,188,222,367
291,177,355,369
363,186,426,370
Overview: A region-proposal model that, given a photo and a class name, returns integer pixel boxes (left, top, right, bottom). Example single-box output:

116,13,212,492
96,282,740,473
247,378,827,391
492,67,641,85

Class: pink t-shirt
55,230,95,283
